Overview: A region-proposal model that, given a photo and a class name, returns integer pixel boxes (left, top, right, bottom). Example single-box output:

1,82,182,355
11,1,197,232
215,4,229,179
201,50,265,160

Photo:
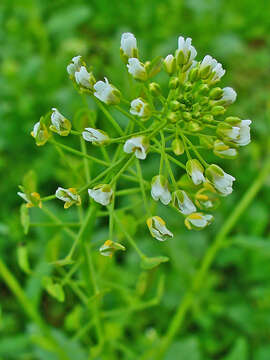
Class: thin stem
136,159,151,216
184,134,209,167
94,98,124,135
80,137,91,182
155,156,270,359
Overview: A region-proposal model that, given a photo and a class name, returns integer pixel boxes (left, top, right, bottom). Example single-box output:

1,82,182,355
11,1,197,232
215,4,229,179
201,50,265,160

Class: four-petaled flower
205,164,235,196
123,136,149,160
151,175,172,205
82,128,109,145
94,77,121,105
50,108,71,136
88,184,113,206
147,216,173,241
130,98,151,120
55,187,81,209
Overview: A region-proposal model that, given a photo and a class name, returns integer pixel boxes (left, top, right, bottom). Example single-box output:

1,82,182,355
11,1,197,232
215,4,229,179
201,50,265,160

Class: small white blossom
185,213,213,230
55,187,81,209
217,119,251,147
88,184,113,206
151,175,172,205
75,66,95,89
177,36,197,63
186,159,205,185
50,108,71,136
17,188,42,208
200,55,225,81
127,58,147,81
221,87,237,104
213,140,237,159
130,98,151,119
31,121,49,146
67,56,82,76
173,190,196,215
82,128,109,145
94,77,121,105
123,136,149,160
147,216,173,241
120,33,138,58
206,164,235,196
99,240,126,257
163,54,176,74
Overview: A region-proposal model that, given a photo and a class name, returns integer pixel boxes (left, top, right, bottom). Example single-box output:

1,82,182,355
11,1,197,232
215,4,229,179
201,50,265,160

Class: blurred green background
1,0,270,359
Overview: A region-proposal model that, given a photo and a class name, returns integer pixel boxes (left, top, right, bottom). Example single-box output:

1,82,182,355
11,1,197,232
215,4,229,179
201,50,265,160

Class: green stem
80,137,91,182
136,159,151,216
155,157,270,359
94,98,124,135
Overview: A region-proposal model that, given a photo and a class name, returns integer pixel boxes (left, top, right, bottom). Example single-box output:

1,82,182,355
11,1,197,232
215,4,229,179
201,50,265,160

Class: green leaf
20,204,30,235
141,256,169,270
17,244,31,274
165,337,202,360
221,338,248,360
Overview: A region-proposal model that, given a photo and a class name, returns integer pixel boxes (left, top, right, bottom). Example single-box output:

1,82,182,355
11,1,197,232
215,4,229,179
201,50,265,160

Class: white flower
173,190,196,215
177,36,197,63
50,108,71,136
55,187,81,209
200,55,225,81
221,87,237,104
163,54,176,74
94,77,121,105
186,159,205,185
88,184,113,206
31,121,49,146
147,216,173,241
17,187,42,208
217,119,251,146
99,240,125,257
127,58,147,81
82,128,109,145
67,55,82,76
123,136,149,160
130,98,151,119
151,175,172,205
120,33,138,58
75,66,95,89
185,213,213,230
205,164,235,196
213,140,237,159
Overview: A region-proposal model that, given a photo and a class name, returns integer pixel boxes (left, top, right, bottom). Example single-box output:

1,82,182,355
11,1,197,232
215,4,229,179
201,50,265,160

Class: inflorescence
18,33,251,256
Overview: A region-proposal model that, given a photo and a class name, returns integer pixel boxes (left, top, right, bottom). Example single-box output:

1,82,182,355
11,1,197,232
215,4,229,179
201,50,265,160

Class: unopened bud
209,87,223,100
211,106,225,116
183,82,192,92
182,112,192,121
149,82,161,96
188,67,199,82
172,138,184,155
168,112,179,123
169,77,179,89
170,100,180,111
197,84,209,95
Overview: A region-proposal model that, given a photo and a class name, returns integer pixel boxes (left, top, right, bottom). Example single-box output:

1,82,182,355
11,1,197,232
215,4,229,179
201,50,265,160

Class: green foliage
0,0,270,359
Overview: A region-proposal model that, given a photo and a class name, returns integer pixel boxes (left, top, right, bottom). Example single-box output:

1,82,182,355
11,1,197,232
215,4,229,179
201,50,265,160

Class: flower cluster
21,32,251,256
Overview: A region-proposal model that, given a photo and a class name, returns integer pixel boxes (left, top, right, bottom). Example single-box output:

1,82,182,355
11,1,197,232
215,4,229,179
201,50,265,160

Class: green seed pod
172,138,184,155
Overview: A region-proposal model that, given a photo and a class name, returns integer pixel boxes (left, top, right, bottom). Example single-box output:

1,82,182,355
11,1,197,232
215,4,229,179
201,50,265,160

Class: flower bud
170,100,180,111
213,140,237,159
82,128,109,145
50,108,71,136
67,56,82,78
209,87,223,100
188,121,202,132
202,114,214,123
186,159,205,185
55,187,81,209
199,55,225,82
195,189,219,210
169,77,179,89
217,119,251,146
147,216,173,241
94,77,121,105
211,106,225,116
183,82,192,92
127,58,147,81
163,54,176,75
123,136,149,160
99,240,126,257
172,190,196,215
176,36,197,66
151,175,172,205
188,67,199,82
88,184,113,206
130,98,151,120
168,112,179,123
149,82,161,96
172,138,184,155
185,212,213,230
120,33,138,61
182,112,192,121
197,84,209,95
205,164,235,196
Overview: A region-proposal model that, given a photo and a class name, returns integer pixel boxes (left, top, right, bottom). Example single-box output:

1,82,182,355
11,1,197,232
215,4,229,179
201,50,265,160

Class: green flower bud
203,114,214,123
168,112,179,123
163,54,176,75
211,106,225,116
172,138,184,155
169,77,179,89
183,82,192,92
182,112,192,121
188,67,199,82
188,121,202,132
209,87,223,100
149,82,161,96
198,84,209,95
170,100,180,111
199,96,209,106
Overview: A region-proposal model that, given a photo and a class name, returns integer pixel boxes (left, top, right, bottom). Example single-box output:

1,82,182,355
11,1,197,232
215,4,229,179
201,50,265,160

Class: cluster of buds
21,32,251,256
